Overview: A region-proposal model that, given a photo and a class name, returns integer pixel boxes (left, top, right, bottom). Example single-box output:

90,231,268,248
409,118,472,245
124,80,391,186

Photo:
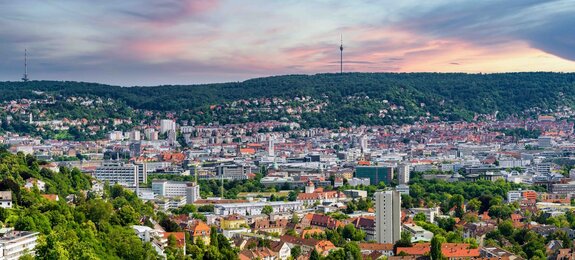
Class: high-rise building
268,139,274,157
129,130,141,141
360,135,368,152
355,166,394,185
144,128,158,141
375,190,401,244
397,163,410,185
135,162,148,184
160,119,176,134
108,131,124,141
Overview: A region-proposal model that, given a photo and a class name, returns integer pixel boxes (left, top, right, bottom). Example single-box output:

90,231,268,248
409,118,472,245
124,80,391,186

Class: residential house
221,214,247,230
279,235,336,256
269,241,291,260
359,242,394,257
397,243,480,260
239,248,277,260
188,220,211,244
252,218,289,235
164,232,186,255
24,178,46,192
462,222,496,245
348,216,376,241
0,191,12,209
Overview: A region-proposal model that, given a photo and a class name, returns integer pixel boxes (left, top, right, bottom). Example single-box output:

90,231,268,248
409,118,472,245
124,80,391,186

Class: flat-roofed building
94,161,138,187
214,201,303,216
0,228,39,260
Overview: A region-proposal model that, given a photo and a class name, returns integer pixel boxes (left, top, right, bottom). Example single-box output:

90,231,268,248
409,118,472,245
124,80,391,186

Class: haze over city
1,0,575,85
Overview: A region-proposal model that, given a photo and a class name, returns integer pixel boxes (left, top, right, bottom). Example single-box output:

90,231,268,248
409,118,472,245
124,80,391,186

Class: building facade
375,190,401,244
94,162,138,187
397,163,410,185
355,166,394,185
0,228,39,260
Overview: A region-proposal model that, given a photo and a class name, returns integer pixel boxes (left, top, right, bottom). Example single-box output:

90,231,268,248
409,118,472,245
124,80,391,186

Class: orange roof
359,243,394,251
397,243,430,256
442,243,480,258
358,160,371,166
315,240,336,253
239,148,256,154
301,228,324,238
190,221,211,236
41,194,59,201
164,232,186,248
397,243,479,258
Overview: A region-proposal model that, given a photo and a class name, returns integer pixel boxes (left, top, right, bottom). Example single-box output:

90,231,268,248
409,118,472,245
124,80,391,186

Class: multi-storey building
397,163,410,185
0,228,39,260
215,164,249,180
151,180,201,204
214,201,303,216
355,166,394,185
375,190,401,244
94,161,138,187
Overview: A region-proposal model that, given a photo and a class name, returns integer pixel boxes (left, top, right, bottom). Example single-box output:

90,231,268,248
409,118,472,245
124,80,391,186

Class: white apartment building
160,119,176,134
151,180,201,204
108,131,124,141
94,162,138,187
507,190,522,203
144,128,158,141
0,228,39,260
397,163,410,184
128,130,141,141
348,178,371,187
375,190,401,244
403,223,433,243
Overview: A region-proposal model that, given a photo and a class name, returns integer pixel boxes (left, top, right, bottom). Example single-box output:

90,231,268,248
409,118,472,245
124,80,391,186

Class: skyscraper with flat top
375,190,401,244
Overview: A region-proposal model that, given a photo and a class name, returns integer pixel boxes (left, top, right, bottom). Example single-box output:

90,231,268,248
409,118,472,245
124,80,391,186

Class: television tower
22,49,29,82
339,34,343,74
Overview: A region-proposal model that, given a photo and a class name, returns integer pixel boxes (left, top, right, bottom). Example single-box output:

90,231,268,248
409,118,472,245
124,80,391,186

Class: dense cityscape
2,0,575,259
1,83,575,259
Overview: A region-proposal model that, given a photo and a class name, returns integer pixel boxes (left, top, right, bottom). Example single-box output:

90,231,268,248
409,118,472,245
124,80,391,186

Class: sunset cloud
0,0,573,85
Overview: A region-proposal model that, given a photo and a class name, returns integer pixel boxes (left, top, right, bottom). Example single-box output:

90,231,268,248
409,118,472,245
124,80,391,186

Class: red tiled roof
359,242,394,251
164,232,186,248
397,243,430,256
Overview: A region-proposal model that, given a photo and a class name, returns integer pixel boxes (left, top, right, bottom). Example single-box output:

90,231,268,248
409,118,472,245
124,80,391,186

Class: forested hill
1,72,575,126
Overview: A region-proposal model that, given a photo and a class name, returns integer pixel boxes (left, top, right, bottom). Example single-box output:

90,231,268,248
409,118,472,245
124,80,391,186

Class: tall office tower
397,163,410,185
375,190,401,244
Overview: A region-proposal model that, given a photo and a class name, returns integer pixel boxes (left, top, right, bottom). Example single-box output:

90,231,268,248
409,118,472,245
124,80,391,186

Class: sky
1,0,575,86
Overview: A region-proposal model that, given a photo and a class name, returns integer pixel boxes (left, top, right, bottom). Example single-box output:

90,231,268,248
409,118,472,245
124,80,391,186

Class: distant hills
1,72,575,127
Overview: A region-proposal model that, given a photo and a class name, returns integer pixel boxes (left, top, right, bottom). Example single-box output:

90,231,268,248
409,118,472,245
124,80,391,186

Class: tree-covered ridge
0,150,159,259
1,72,575,127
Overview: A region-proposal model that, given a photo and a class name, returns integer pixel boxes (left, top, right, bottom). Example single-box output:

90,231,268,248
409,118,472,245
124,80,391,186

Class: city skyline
1,0,574,85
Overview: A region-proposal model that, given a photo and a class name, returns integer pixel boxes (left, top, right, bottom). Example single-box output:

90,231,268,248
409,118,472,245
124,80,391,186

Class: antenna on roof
22,49,29,82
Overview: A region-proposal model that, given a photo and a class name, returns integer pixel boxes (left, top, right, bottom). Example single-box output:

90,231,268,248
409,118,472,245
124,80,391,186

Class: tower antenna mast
22,49,29,82
339,34,343,74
